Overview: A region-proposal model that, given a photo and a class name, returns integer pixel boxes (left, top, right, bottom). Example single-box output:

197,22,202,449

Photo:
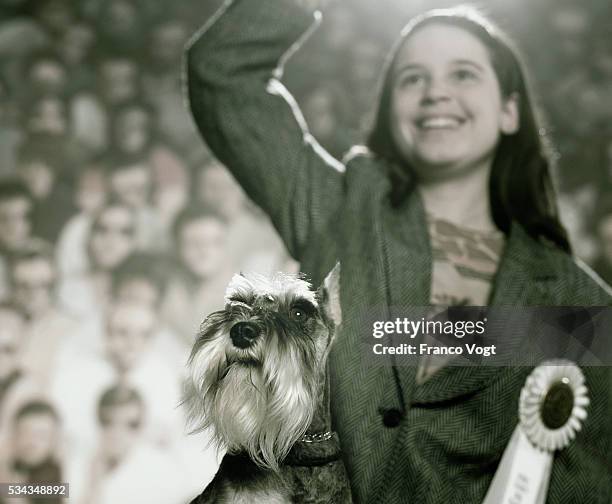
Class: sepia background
0,0,611,502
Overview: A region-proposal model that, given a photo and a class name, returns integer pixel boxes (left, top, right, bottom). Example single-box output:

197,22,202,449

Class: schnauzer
184,265,352,503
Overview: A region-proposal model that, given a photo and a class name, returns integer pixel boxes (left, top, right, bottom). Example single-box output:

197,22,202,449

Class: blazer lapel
383,186,431,406
488,222,558,306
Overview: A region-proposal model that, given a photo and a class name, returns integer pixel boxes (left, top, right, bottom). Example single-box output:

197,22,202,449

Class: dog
184,264,352,503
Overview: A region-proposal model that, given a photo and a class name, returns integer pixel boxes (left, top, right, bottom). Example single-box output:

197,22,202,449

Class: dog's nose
230,322,260,348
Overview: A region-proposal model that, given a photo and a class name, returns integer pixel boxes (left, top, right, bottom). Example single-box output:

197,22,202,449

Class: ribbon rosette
483,360,589,504
519,360,589,452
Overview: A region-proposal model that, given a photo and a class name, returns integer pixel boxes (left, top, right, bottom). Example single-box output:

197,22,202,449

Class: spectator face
0,309,23,381
304,87,339,142
390,23,518,182
179,216,227,280
13,412,58,468
114,107,151,154
35,0,74,36
109,164,151,209
20,159,55,200
89,206,136,271
598,214,612,265
100,401,142,463
76,167,107,214
116,278,160,308
26,96,68,136
13,257,55,319
0,196,32,251
101,0,139,40
149,21,188,71
99,60,138,105
325,4,356,51
59,24,95,67
351,39,382,90
197,163,245,220
551,5,588,37
106,303,155,372
28,59,67,97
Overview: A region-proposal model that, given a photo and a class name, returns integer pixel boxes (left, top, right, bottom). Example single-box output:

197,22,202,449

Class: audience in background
0,0,610,502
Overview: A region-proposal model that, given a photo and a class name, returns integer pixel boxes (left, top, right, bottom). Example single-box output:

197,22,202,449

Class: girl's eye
452,69,478,82
289,307,309,321
398,73,425,88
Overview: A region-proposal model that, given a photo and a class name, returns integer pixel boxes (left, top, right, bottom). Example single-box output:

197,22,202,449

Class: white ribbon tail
482,427,552,504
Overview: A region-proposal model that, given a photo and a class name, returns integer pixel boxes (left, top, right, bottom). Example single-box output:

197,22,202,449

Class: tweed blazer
186,1,612,502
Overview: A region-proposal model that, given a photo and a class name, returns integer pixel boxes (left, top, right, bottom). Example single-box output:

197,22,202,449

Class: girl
186,1,612,502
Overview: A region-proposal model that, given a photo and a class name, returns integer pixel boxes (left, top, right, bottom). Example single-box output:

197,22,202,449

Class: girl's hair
367,6,571,253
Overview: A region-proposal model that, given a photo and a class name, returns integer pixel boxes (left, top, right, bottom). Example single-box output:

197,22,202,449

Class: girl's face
390,23,519,182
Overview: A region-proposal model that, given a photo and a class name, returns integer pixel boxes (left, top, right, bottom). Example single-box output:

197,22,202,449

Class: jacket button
380,408,402,428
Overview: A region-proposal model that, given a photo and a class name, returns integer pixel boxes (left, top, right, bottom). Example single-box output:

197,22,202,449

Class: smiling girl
186,1,612,502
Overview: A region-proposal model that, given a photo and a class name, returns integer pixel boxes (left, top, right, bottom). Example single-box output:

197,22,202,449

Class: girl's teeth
422,117,461,128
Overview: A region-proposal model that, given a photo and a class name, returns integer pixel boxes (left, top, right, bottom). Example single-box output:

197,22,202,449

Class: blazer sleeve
185,0,346,261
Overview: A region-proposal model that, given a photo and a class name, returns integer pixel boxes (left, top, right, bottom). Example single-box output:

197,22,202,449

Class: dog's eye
289,307,309,321
289,301,316,322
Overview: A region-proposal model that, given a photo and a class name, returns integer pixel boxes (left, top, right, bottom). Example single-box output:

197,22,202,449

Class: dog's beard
184,327,317,471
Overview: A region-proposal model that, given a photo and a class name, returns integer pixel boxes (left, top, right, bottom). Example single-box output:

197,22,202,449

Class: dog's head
183,265,341,470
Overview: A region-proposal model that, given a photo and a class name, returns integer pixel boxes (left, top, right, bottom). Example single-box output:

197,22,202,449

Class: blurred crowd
0,0,610,502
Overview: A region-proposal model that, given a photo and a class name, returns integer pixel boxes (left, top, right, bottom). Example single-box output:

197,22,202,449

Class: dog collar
299,431,333,443
285,431,342,467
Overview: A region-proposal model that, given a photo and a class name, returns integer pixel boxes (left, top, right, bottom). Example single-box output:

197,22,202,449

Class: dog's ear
318,262,341,327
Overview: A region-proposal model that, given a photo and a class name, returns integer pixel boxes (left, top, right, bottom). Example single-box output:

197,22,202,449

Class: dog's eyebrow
227,291,250,302
230,300,253,311
291,298,318,314
226,291,254,308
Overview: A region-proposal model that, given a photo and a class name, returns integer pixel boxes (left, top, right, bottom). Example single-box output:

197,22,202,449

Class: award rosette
482,360,589,504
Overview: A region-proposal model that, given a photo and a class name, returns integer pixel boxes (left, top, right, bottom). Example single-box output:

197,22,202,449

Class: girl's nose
421,78,451,105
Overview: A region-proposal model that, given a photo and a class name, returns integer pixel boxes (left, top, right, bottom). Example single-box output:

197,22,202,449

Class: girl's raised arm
186,0,345,261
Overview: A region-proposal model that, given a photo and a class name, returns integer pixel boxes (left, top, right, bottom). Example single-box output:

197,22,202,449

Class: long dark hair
367,6,571,253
